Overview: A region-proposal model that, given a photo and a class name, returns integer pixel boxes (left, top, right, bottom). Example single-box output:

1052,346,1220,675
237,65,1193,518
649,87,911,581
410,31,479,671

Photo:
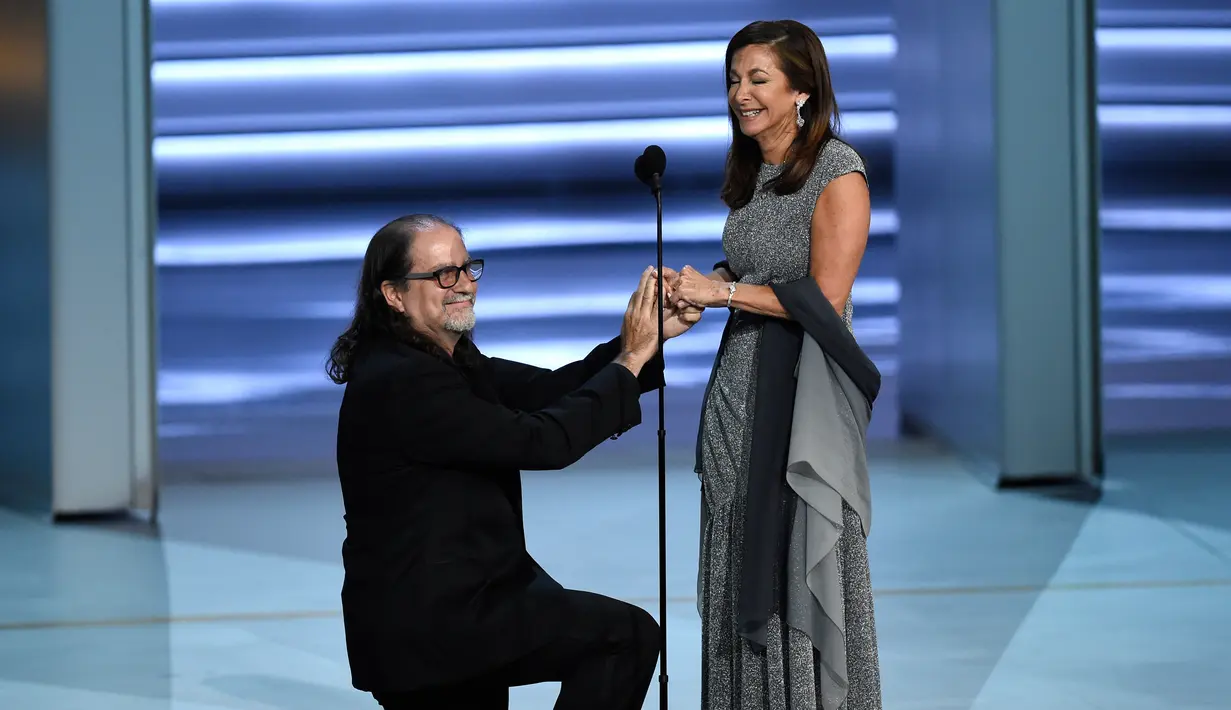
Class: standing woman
668,19,884,710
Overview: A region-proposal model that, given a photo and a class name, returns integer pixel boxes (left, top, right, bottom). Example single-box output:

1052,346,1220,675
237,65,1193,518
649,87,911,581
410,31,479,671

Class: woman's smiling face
727,43,808,142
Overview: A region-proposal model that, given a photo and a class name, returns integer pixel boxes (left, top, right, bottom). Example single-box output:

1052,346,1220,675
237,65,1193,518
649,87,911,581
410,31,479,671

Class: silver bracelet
726,281,737,308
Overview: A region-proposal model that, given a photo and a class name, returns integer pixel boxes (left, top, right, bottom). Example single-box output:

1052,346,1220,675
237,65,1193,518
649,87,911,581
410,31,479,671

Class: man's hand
617,266,662,376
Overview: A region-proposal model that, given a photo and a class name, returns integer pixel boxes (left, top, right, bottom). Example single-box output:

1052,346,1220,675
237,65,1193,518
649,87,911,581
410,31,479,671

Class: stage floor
1,435,1228,709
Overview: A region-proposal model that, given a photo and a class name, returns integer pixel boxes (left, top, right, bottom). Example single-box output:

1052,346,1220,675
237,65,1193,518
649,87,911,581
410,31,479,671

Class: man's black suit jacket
335,333,664,693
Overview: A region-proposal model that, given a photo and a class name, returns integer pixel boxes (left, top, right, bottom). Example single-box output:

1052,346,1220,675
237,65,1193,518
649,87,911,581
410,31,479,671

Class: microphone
634,143,669,710
634,144,666,194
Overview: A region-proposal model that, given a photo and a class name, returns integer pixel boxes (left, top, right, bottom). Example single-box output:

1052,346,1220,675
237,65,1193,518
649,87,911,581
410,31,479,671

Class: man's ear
380,281,405,313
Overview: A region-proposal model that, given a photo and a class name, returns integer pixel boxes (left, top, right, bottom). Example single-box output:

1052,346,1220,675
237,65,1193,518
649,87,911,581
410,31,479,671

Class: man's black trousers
371,588,661,710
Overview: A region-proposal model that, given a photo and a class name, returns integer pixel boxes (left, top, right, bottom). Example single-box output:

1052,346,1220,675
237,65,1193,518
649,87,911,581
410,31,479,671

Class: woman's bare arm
722,171,870,318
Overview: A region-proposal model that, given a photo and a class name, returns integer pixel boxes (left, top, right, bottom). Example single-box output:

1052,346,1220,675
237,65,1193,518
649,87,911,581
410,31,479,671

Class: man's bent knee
626,604,661,676
629,605,660,652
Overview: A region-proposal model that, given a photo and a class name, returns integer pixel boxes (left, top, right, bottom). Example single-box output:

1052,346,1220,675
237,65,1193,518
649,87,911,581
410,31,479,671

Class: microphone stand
635,145,668,708
649,170,668,710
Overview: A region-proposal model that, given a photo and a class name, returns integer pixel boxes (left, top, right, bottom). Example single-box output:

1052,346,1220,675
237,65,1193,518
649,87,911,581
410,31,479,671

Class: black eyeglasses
403,259,484,289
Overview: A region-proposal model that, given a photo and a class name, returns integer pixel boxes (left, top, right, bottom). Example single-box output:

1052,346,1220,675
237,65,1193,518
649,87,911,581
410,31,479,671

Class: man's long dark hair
326,214,461,385
720,20,843,210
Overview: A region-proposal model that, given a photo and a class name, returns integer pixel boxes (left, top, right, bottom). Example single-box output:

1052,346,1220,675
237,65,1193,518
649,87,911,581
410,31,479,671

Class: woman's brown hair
720,20,843,210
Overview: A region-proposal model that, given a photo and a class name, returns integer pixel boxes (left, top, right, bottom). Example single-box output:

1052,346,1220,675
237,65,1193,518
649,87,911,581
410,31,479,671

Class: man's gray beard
443,305,475,333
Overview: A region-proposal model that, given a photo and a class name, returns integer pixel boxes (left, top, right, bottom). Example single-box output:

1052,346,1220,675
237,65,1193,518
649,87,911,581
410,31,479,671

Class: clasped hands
619,265,712,346
655,265,731,339
658,265,708,340
626,265,728,340
616,265,720,373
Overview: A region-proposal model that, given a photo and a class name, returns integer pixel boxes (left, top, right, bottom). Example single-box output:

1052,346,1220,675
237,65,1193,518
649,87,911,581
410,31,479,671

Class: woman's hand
651,267,704,339
670,265,727,309
663,299,703,339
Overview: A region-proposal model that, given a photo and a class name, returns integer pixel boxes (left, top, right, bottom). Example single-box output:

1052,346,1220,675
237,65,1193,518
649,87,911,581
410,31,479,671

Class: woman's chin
737,119,766,138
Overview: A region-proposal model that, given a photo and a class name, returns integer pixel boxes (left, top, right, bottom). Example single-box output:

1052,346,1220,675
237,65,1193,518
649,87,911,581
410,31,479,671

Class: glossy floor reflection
1,436,1228,709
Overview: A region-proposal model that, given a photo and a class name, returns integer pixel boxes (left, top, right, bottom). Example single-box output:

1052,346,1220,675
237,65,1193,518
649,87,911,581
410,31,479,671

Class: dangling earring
795,97,806,128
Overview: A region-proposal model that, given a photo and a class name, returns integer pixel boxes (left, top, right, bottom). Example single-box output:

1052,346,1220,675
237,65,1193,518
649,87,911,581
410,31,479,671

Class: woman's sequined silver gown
697,139,882,710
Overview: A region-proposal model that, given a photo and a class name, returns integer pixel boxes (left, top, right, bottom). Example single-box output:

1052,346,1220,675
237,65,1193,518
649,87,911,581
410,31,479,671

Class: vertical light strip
125,0,159,520
1071,0,1103,481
